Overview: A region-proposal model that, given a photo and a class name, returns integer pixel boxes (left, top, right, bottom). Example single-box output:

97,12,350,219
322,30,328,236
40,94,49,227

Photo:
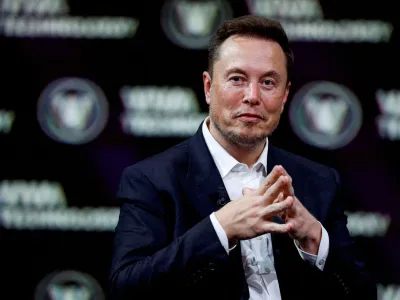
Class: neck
208,119,265,168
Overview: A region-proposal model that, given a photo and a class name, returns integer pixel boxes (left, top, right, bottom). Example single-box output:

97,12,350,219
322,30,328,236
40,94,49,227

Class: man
109,15,376,300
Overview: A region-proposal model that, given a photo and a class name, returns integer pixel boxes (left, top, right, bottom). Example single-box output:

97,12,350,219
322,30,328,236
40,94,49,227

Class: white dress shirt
202,118,329,300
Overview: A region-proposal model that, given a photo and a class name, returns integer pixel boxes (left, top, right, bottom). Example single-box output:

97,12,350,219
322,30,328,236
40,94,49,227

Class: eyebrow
225,67,282,81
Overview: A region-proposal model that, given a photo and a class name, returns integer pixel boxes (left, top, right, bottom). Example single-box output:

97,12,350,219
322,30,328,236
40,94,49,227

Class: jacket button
217,197,229,206
208,262,216,271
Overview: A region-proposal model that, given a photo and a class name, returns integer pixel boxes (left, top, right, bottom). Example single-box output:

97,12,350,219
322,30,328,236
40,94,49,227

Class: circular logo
37,78,109,144
160,0,233,49
34,270,105,300
288,81,363,149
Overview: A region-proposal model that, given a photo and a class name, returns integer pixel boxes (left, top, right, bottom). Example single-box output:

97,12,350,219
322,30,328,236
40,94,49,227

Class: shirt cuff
210,212,237,254
294,222,329,271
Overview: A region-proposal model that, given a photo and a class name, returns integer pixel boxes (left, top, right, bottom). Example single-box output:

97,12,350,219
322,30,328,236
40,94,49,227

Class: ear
203,71,212,105
281,81,291,113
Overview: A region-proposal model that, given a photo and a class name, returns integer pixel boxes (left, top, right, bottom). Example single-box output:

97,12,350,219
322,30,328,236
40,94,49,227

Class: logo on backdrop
245,0,393,43
0,110,15,134
0,180,119,231
0,0,139,39
289,81,363,149
375,89,400,140
161,0,233,49
37,78,109,144
120,86,208,137
35,270,105,300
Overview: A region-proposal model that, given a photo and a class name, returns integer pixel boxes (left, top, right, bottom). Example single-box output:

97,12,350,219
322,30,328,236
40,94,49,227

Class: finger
262,196,294,219
285,196,299,217
278,194,291,220
257,165,286,195
272,192,284,204
242,187,256,196
270,175,294,199
277,167,295,196
277,166,290,178
272,193,287,220
281,177,295,198
262,175,290,205
261,221,292,234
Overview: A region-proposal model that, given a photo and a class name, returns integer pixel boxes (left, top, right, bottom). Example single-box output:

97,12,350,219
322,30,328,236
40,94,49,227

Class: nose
243,82,261,105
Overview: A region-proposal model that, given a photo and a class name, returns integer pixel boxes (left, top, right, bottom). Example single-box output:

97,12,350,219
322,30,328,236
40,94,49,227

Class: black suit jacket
109,124,376,300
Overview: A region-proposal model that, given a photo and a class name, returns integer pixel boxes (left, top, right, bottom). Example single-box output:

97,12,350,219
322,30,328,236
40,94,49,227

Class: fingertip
285,196,293,208
286,222,292,231
243,187,257,196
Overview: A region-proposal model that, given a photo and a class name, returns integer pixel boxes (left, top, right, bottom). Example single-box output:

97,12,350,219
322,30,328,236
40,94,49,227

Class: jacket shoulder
122,139,190,179
272,146,336,180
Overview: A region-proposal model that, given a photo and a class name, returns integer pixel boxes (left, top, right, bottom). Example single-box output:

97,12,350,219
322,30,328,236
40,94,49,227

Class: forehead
215,35,287,75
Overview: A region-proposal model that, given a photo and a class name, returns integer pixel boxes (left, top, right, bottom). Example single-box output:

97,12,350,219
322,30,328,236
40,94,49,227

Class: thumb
242,187,256,196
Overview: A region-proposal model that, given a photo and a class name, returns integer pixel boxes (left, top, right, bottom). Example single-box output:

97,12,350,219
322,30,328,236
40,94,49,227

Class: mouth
236,113,264,123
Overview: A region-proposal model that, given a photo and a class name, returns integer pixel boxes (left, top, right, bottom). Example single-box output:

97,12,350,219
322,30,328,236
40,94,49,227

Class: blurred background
0,0,399,299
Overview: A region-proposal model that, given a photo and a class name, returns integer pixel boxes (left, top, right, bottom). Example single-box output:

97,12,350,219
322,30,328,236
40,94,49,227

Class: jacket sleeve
108,166,228,299
321,168,377,300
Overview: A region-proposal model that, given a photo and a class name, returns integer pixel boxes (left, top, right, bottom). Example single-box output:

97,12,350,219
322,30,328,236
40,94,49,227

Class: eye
264,79,274,86
230,76,243,83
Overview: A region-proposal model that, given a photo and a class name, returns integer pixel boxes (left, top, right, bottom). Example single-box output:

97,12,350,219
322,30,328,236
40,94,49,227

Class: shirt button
257,236,262,240
319,259,325,265
264,268,271,274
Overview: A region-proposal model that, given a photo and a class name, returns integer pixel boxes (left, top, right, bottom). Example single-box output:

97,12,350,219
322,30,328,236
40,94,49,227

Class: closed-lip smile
237,113,264,123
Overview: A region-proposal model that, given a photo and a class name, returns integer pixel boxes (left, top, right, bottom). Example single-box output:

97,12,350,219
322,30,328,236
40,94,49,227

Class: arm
274,166,376,299
321,168,377,300
109,167,228,299
294,222,329,271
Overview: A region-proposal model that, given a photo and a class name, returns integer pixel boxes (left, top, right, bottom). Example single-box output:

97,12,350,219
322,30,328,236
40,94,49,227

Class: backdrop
0,0,399,299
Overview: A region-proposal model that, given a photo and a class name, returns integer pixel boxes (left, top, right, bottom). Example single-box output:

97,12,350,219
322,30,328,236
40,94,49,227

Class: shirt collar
202,117,269,179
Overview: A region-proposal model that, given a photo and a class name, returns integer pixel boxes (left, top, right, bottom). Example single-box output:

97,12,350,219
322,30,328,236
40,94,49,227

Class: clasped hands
215,165,322,254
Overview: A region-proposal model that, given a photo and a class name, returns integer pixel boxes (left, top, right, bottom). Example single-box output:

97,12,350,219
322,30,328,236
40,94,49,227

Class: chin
239,124,265,134
238,128,266,139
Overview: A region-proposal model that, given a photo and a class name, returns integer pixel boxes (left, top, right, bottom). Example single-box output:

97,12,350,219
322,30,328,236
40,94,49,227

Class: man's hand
215,165,322,254
214,166,293,242
273,167,322,255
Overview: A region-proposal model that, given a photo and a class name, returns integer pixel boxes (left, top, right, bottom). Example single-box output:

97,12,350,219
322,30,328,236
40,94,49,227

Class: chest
223,167,266,201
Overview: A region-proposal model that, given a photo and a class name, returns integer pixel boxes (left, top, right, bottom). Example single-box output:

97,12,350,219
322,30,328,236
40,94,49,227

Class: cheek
218,86,243,108
264,101,282,113
262,92,286,112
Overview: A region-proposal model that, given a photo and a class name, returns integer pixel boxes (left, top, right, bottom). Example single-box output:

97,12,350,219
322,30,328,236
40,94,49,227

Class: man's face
203,35,290,148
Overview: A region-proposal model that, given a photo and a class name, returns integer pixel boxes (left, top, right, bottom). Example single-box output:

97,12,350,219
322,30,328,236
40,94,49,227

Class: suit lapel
186,123,226,218
186,123,249,300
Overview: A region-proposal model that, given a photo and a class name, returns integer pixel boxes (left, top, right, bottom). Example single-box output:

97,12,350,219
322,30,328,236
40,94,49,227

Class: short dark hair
208,15,294,83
